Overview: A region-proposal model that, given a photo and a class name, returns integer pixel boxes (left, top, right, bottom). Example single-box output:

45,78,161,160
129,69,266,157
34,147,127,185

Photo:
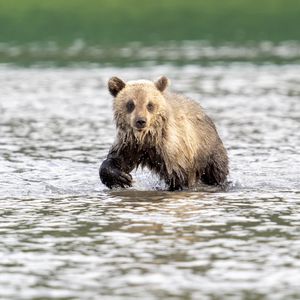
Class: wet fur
100,77,229,190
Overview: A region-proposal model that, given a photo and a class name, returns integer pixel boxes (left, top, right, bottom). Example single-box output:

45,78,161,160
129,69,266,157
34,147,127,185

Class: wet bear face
108,76,169,134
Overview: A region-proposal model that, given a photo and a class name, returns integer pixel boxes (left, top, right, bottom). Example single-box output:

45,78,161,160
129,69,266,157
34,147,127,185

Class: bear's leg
100,158,132,189
201,152,229,186
166,176,183,191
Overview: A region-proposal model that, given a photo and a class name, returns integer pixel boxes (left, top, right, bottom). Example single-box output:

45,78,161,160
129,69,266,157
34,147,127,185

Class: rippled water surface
0,63,300,299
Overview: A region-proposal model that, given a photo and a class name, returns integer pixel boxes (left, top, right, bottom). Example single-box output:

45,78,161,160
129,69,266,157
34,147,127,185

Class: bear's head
108,76,170,140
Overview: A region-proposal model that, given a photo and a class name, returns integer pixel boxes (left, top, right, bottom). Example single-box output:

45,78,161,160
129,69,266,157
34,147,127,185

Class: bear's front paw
100,161,132,189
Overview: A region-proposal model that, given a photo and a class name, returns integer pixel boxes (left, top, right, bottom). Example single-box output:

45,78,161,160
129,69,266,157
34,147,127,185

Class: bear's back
164,92,206,120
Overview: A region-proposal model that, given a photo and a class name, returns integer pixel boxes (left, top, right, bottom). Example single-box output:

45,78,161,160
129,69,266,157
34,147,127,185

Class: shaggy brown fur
100,76,229,190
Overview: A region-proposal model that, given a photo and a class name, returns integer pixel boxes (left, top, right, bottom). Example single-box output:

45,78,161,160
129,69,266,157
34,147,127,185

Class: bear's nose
135,117,147,129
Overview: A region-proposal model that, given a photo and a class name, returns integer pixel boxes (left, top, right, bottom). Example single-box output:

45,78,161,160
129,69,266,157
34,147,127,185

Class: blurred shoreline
1,40,300,66
1,0,300,66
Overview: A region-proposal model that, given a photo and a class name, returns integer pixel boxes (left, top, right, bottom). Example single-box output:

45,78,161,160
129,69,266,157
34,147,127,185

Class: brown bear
100,76,228,190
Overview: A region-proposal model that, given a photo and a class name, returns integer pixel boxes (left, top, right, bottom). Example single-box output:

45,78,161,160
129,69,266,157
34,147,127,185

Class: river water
0,60,300,299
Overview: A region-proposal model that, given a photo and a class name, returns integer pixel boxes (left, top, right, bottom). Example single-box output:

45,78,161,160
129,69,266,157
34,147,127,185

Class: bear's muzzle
135,117,147,129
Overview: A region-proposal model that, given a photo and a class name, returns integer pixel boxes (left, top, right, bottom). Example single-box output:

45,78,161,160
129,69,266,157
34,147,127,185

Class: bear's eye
126,100,135,113
147,102,154,112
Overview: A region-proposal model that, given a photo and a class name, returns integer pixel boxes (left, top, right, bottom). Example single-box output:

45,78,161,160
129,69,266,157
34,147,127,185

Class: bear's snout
135,117,147,129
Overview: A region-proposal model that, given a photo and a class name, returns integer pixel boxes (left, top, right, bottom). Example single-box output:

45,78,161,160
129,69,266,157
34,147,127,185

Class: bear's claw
117,171,132,188
100,159,132,189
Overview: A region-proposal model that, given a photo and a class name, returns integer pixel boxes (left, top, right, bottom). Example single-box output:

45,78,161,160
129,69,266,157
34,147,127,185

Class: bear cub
100,76,228,190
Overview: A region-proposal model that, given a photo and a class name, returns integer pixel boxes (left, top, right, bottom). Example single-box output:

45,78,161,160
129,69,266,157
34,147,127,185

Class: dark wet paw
100,165,132,189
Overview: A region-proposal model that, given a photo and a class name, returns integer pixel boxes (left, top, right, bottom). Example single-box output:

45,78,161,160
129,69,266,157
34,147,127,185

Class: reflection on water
0,62,300,299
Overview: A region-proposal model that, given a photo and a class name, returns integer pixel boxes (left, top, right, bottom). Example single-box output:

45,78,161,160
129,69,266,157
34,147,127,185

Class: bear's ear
108,77,126,97
155,76,169,92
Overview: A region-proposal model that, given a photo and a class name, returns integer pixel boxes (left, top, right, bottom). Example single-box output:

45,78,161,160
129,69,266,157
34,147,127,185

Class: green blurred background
0,0,300,64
